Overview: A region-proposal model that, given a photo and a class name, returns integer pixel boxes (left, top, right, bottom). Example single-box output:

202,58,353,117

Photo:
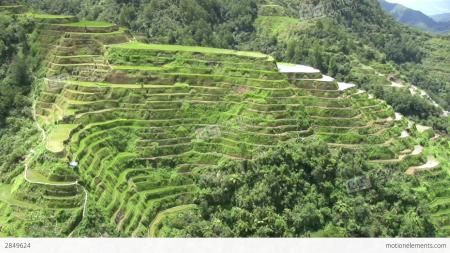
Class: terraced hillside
416,137,450,236
0,1,25,14
0,13,448,237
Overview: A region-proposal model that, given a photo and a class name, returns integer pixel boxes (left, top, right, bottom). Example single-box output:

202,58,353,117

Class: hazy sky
385,0,450,15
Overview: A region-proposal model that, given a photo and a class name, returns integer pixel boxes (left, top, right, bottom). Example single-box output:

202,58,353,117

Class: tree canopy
157,140,435,237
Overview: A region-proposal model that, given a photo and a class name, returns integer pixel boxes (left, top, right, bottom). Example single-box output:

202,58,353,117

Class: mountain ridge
432,13,450,23
378,0,450,33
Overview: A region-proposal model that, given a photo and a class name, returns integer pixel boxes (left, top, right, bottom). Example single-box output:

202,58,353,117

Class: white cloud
385,0,450,15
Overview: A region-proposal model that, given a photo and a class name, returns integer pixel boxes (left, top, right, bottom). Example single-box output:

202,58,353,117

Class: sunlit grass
62,21,115,27
109,41,270,58
46,124,79,153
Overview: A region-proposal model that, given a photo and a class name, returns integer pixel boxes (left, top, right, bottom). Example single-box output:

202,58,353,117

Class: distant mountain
378,0,450,33
432,13,450,23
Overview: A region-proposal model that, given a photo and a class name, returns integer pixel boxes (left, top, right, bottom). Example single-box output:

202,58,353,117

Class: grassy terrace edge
59,21,116,27
108,42,273,59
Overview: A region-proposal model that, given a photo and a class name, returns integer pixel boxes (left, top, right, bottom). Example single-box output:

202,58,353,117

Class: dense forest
0,14,41,183
157,140,435,237
26,0,259,48
0,14,32,125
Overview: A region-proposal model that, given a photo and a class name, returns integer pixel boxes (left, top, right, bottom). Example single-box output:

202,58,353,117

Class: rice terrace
0,0,449,239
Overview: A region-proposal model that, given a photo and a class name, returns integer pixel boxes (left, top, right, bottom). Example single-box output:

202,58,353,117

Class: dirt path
25,98,89,237
406,156,440,175
371,145,423,164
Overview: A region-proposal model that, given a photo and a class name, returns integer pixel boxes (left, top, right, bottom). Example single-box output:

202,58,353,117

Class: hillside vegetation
20,1,450,119
0,1,448,237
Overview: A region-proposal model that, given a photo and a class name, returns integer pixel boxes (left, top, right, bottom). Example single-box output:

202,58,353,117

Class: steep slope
0,11,446,237
22,0,450,115
379,0,450,33
254,1,450,127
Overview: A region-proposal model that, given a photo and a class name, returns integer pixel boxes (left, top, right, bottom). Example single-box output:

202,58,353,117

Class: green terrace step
50,82,300,102
109,54,277,71
62,89,103,101
48,21,119,33
69,119,298,141
42,194,84,209
56,38,104,48
49,46,103,57
101,118,306,137
327,137,397,149
64,29,131,45
50,79,297,93
105,71,293,88
139,137,192,147
45,186,82,197
25,13,78,24
291,79,339,90
113,185,195,229
133,193,193,236
318,131,394,145
0,5,25,14
111,65,285,80
73,132,246,166
145,150,245,162
315,125,387,135
283,72,324,80
305,89,343,98
369,149,425,165
51,55,104,64
312,116,368,127
84,149,114,181
12,182,83,209
25,167,77,186
48,63,111,73
148,204,197,237
107,42,274,63
71,125,306,158
69,123,302,156
297,98,353,108
307,107,360,118
139,185,196,202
